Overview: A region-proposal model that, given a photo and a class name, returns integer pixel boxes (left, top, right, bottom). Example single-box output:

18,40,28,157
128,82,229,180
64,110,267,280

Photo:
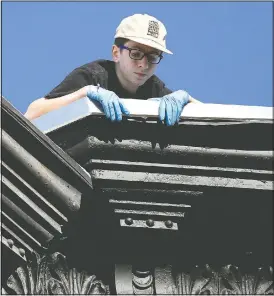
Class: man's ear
112,45,120,63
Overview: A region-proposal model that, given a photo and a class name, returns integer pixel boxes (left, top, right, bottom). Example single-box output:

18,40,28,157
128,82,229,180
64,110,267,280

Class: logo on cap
147,20,159,38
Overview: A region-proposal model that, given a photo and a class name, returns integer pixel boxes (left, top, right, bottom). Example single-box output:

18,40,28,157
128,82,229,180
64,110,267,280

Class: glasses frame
119,45,163,64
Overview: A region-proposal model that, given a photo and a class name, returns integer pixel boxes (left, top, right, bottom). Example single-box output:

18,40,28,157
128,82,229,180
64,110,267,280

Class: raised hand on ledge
148,90,202,126
87,85,130,122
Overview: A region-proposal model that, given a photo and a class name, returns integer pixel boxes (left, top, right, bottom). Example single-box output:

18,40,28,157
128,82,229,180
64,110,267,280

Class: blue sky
2,2,273,115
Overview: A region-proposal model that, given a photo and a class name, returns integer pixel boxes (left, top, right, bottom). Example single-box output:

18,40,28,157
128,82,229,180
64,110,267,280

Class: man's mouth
134,72,147,77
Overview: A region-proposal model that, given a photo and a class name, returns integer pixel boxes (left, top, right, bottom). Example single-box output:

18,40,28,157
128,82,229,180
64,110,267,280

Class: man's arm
24,86,88,120
25,84,130,122
25,66,93,120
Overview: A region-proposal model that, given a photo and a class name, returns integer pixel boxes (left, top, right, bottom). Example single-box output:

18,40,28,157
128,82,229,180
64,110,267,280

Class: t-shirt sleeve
44,68,93,99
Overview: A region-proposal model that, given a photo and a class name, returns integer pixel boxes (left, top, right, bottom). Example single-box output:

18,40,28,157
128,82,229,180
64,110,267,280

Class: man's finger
175,99,182,123
165,100,172,126
113,99,122,121
119,101,130,115
159,99,166,122
171,98,177,126
101,101,111,119
109,101,116,121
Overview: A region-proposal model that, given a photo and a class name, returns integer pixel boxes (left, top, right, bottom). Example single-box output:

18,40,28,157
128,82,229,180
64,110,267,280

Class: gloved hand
87,85,130,121
148,90,191,126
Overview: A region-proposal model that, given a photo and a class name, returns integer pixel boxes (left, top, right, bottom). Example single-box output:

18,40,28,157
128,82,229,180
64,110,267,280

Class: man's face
112,40,161,90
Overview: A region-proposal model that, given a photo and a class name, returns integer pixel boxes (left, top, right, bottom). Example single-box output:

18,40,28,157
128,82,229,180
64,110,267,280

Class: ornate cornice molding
2,252,109,295
2,252,273,295
173,264,273,295
114,263,273,295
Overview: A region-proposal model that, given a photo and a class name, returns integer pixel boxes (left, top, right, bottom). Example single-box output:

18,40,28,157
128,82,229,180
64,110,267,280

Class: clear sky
2,1,273,115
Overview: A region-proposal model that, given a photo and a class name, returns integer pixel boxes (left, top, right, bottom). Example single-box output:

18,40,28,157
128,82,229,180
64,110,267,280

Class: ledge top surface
32,97,273,133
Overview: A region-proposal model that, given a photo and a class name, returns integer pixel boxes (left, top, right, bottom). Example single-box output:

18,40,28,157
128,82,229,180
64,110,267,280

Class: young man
25,14,199,126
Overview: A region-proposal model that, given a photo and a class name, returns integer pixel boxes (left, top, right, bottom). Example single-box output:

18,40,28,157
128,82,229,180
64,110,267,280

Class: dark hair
114,37,130,47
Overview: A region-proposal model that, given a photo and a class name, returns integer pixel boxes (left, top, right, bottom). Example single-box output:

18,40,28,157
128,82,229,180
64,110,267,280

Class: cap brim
115,35,173,55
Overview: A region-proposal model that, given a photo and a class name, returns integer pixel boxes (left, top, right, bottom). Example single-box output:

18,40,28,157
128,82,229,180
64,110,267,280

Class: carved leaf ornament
3,252,109,295
2,253,273,295
175,264,273,295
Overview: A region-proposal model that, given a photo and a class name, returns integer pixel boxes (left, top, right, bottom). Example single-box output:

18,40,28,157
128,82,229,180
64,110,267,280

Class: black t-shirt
45,59,172,100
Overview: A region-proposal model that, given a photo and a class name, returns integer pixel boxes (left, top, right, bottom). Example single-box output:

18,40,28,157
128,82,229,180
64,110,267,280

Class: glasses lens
130,49,144,60
147,54,161,64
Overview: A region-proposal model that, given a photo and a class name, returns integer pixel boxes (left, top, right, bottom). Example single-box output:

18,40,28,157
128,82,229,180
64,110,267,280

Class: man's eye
148,54,159,62
131,50,143,58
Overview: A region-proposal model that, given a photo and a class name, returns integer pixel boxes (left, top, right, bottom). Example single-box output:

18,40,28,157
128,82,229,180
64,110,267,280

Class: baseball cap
114,14,173,55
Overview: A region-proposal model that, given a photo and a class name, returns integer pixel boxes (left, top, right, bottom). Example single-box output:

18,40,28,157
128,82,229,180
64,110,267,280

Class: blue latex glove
87,85,130,121
149,90,190,126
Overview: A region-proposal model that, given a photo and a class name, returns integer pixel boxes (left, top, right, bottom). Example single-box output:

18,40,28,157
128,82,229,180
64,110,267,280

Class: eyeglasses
119,45,163,64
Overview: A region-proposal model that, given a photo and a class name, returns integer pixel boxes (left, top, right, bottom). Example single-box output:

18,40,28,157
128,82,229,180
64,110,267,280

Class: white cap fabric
114,14,173,55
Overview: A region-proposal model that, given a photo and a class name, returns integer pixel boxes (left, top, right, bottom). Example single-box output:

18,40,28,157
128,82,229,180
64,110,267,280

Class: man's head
112,14,172,93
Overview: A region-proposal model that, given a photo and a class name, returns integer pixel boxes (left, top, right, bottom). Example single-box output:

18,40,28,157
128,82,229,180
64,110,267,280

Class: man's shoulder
146,74,169,91
79,59,114,75
141,74,172,98
149,74,166,87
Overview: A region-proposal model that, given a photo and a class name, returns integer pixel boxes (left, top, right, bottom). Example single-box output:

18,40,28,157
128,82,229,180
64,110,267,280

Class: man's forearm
24,86,88,120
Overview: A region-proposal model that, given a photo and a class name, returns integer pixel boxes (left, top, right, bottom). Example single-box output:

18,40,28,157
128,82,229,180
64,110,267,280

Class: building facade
1,96,273,295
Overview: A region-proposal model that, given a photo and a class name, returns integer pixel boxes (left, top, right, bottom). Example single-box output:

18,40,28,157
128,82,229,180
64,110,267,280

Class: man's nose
137,56,149,69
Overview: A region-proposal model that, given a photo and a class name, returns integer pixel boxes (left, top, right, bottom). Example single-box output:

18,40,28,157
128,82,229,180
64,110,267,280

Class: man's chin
132,77,147,86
